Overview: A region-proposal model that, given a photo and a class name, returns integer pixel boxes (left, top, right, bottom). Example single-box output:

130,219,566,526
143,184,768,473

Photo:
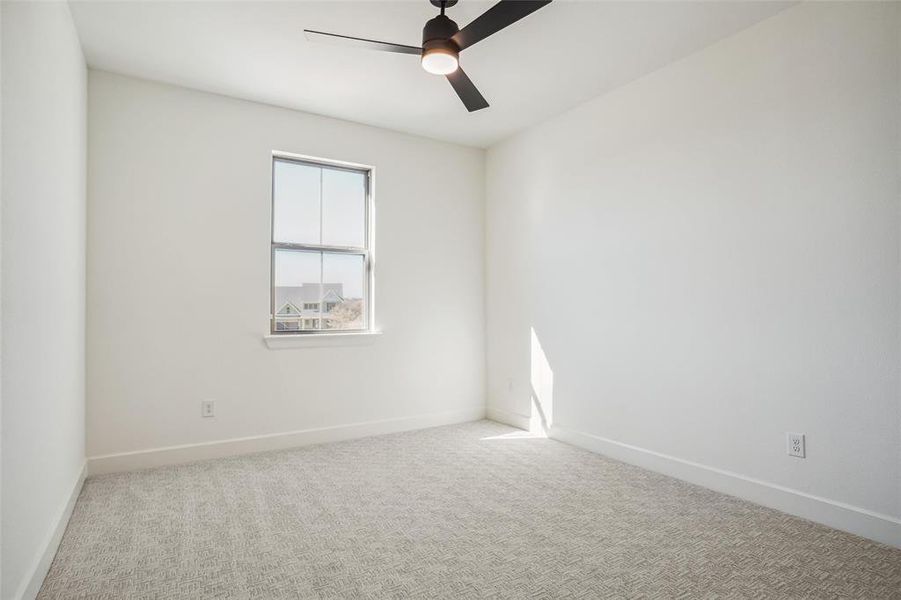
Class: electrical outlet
201,400,215,418
786,432,805,458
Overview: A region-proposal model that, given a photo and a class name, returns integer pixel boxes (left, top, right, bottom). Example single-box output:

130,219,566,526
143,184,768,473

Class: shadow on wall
529,327,554,436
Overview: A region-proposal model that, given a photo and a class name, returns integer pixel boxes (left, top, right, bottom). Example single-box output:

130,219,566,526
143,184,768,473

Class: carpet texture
40,421,901,599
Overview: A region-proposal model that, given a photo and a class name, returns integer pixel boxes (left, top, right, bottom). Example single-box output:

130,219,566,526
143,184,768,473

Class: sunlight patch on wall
530,327,554,436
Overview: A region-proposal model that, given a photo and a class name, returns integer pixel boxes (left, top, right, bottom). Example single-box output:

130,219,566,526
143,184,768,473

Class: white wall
486,1,900,532
1,2,87,599
1,2,4,592
86,71,485,463
1,1,4,593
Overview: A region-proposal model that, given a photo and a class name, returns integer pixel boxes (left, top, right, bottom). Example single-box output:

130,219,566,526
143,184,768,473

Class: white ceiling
69,0,793,148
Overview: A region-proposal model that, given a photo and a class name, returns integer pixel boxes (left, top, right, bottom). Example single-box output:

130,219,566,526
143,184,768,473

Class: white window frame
269,151,375,337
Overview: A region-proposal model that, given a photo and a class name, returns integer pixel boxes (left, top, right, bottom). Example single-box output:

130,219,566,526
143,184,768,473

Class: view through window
271,155,371,333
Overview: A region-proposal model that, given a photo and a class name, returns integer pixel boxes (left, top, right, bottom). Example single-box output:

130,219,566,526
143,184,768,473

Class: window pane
322,168,365,248
273,249,322,330
322,253,365,330
273,159,320,244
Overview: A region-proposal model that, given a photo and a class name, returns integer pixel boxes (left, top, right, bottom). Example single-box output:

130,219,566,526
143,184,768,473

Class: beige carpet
40,420,901,599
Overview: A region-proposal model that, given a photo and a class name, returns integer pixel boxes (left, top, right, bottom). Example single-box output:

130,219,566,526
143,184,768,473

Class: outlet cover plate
787,432,805,458
201,400,215,418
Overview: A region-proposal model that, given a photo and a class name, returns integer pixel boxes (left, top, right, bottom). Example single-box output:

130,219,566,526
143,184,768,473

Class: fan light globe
421,48,459,75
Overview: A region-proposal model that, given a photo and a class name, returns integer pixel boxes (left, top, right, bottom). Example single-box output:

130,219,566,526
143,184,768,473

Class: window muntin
271,155,371,334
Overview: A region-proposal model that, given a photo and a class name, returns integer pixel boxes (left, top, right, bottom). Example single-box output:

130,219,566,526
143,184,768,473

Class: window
271,154,371,334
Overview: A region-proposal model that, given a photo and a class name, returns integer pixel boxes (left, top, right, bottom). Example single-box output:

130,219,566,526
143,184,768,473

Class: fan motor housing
422,14,460,48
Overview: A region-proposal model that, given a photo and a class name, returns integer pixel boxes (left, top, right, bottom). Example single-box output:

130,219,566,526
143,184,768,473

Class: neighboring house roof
275,283,344,316
322,289,342,304
276,301,303,316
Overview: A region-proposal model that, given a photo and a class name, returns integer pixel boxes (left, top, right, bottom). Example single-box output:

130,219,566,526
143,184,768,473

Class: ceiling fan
304,0,552,112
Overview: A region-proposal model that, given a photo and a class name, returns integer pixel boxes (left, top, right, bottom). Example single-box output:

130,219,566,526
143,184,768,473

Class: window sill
263,330,382,349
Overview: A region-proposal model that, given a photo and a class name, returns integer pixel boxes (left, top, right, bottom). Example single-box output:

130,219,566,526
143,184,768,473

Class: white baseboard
551,425,901,550
88,406,487,476
486,406,530,430
17,461,87,600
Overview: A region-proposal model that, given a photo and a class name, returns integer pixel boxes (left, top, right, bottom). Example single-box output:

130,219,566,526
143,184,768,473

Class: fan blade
304,30,422,56
446,68,489,112
451,0,551,51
